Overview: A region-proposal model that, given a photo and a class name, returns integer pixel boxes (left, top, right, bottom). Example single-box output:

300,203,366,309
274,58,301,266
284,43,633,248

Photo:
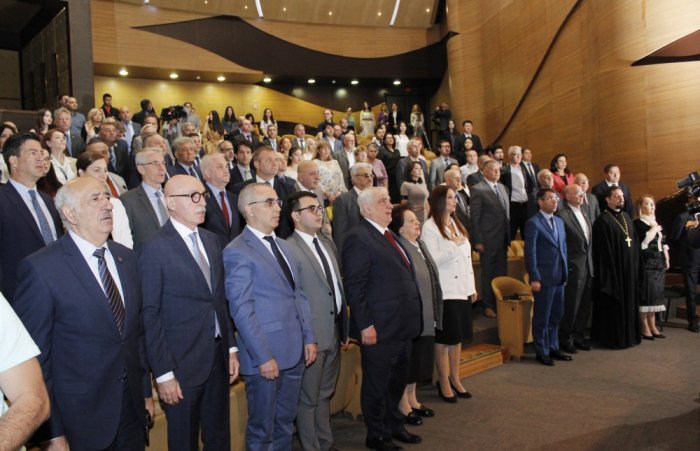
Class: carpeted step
675,304,700,320
458,344,508,379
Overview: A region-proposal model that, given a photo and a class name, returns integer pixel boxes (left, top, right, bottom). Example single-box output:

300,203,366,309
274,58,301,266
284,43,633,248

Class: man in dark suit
332,163,374,258
557,185,594,352
232,119,260,151
201,153,242,249
231,146,295,239
433,102,452,134
396,139,430,190
12,177,152,449
333,134,356,190
286,191,349,451
227,140,255,190
119,106,142,154
445,168,471,234
138,175,239,450
91,122,130,183
466,155,491,188
293,124,308,150
470,160,511,318
131,99,152,126
167,136,204,181
456,120,484,155
590,164,634,218
386,103,404,134
121,147,169,246
0,133,63,302
524,188,571,366
500,146,532,240
574,173,600,222
262,124,280,152
670,198,700,332
321,124,343,155
343,186,423,450
224,183,317,450
54,107,86,158
295,160,332,239
522,148,540,194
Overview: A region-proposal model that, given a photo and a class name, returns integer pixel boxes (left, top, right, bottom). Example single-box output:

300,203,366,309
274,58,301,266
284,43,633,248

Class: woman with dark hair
203,110,225,154
222,106,238,135
0,122,18,183
360,101,375,137
389,204,442,424
279,136,293,157
33,109,53,136
76,150,133,248
422,185,477,403
378,132,402,203
396,121,410,157
401,161,430,225
455,137,475,167
285,146,303,180
367,143,388,189
260,108,277,138
440,120,459,155
44,128,76,184
550,153,574,194
36,148,63,198
245,113,258,137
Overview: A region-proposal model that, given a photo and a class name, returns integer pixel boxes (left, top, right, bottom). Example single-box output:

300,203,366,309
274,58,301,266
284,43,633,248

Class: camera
677,171,699,189
159,105,188,122
687,201,700,216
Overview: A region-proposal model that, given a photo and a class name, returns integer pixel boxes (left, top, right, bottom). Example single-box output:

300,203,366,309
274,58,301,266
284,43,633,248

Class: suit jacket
470,180,511,249
111,141,130,183
167,161,204,181
433,108,452,132
522,162,540,193
428,157,458,192
108,172,128,195
322,137,343,155
583,193,600,222
456,133,484,154
342,219,422,343
386,111,405,133
591,180,634,218
396,157,429,191
333,149,354,190
455,188,471,233
332,188,362,258
524,212,568,286
224,227,316,374
65,130,86,158
500,164,533,201
441,131,460,156
137,221,236,386
294,182,332,240
293,137,307,150
231,177,295,238
557,204,593,277
286,231,349,351
0,183,63,301
101,105,120,120
12,235,149,448
670,211,700,268
466,171,485,188
226,165,255,191
232,133,260,151
262,137,280,153
202,184,243,249
120,184,162,246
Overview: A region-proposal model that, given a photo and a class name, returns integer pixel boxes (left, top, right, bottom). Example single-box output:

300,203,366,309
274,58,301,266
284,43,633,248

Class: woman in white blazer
422,185,477,403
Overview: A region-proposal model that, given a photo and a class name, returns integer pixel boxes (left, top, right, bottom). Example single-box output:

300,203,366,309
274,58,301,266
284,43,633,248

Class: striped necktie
93,247,125,335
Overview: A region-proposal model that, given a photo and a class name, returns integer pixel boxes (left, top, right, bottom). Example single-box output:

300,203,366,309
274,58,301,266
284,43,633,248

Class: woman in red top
550,153,574,194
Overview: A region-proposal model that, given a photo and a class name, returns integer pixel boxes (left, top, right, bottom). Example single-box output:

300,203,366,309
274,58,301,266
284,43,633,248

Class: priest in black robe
591,186,643,348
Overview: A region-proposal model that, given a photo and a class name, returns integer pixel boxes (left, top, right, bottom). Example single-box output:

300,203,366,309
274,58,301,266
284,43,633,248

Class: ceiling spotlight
393,80,401,85
217,76,226,81
308,79,316,84
204,0,208,4
196,76,201,80
328,11,332,16
263,77,272,83
170,73,178,79
283,7,286,11
378,12,381,16
332,80,336,84
351,80,359,85
144,0,149,3
426,8,430,12
119,69,128,76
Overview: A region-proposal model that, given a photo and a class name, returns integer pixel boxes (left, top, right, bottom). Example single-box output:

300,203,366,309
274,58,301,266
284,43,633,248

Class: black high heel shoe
436,382,457,404
449,380,472,399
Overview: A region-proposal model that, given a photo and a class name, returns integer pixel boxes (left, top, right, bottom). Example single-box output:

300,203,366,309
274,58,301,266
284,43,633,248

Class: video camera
159,105,188,122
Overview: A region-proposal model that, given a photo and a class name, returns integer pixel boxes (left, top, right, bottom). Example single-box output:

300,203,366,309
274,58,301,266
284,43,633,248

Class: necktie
28,190,54,245
271,140,276,151
189,166,197,179
245,134,251,141
125,123,133,152
189,232,211,291
108,147,117,171
549,216,558,240
313,237,337,315
444,159,450,166
220,191,230,231
263,236,295,289
493,184,506,210
93,248,125,335
106,177,119,198
154,191,169,226
65,132,73,157
300,139,305,149
383,230,411,271
244,169,251,181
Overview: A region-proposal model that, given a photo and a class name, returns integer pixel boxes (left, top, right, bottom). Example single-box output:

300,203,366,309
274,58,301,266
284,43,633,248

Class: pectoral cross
625,237,632,247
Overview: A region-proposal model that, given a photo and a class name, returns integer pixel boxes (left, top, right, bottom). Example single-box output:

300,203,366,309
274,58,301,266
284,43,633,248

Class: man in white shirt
500,146,531,239
460,149,479,184
119,106,141,154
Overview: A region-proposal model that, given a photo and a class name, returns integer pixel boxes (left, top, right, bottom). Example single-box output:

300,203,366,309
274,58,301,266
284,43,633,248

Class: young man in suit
456,120,483,155
167,136,203,181
233,119,260,151
522,147,540,193
591,164,634,218
138,175,239,450
470,160,511,318
342,186,423,450
286,191,349,451
201,153,243,249
12,177,153,449
227,140,255,189
557,184,594,352
0,133,63,302
321,123,343,155
332,163,374,259
524,188,571,366
224,183,317,450
429,140,459,193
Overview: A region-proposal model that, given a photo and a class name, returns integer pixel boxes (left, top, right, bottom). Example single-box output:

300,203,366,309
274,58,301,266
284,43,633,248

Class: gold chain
604,210,632,247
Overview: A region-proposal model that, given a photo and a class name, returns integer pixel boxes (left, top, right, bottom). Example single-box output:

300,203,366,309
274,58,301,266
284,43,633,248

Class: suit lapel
293,232,330,290
4,184,46,243
564,207,586,242
136,185,161,228
363,221,413,274
163,221,211,292
243,228,293,291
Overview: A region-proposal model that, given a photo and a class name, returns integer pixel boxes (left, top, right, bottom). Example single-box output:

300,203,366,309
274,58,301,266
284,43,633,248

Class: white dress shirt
9,179,57,240
69,230,125,303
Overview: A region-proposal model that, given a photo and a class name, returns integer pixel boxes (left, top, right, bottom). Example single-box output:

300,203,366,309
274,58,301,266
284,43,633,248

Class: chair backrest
491,276,532,301
509,240,525,257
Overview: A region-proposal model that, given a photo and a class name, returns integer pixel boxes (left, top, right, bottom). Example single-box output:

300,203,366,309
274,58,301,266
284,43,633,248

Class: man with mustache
137,175,239,450
12,177,153,449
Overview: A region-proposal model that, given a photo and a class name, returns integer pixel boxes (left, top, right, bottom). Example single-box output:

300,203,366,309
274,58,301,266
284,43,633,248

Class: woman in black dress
378,132,402,203
633,195,669,340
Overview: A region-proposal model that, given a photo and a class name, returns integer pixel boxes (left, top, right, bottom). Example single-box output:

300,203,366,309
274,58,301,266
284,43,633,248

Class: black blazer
466,171,485,188
231,177,296,238
456,133,484,154
232,133,260,151
522,162,540,193
167,162,204,181
202,184,243,249
386,111,405,133
226,165,256,192
557,204,594,276
591,180,634,218
500,164,534,200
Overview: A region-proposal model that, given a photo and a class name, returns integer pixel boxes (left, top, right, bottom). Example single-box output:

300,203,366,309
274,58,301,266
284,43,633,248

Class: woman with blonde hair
302,137,317,161
82,108,104,142
313,140,347,203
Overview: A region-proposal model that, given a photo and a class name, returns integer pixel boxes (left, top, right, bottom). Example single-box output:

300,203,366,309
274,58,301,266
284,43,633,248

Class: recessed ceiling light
332,80,336,84
244,5,248,9
204,0,207,4
119,69,128,76
196,76,200,80
283,7,286,11
328,11,332,16
378,12,382,16
351,80,359,85
170,73,178,79
263,77,272,83
393,80,401,85
427,8,430,12
308,79,316,84
144,0,149,3
217,76,226,81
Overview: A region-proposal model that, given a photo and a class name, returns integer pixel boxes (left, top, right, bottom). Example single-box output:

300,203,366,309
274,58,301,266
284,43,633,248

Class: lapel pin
117,257,123,263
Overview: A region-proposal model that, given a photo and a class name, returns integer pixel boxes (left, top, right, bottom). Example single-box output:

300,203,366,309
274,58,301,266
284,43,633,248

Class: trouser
559,269,592,346
532,284,565,357
480,247,508,311
683,266,699,326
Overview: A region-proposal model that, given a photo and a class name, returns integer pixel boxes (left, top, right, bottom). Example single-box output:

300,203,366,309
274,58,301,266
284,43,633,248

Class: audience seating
492,276,534,360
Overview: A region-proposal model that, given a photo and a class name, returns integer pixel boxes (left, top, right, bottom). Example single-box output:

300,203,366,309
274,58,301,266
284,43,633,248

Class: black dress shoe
642,335,655,341
365,436,403,451
689,324,699,333
391,428,422,444
449,380,472,399
550,350,573,361
561,343,579,354
652,333,665,339
536,355,555,366
411,405,435,417
436,382,457,403
574,341,592,351
404,411,422,426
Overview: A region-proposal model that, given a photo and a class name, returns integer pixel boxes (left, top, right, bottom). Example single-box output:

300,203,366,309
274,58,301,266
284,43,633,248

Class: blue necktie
65,132,73,157
264,236,295,289
493,184,506,211
29,190,54,245
93,248,125,335
108,147,117,171
550,216,558,241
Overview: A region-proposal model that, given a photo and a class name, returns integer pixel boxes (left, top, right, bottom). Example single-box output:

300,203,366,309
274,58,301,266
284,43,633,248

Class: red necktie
220,191,230,231
106,177,119,198
384,230,411,271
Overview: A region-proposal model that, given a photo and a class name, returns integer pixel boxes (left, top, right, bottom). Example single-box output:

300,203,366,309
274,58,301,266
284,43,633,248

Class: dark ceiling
0,0,67,50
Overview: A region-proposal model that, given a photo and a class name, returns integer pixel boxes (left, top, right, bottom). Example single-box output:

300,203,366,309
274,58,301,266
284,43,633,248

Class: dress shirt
141,182,168,225
365,218,408,261
69,230,124,303
51,155,75,184
509,164,528,202
178,162,199,180
344,149,356,169
539,210,557,236
206,182,233,226
245,225,294,277
70,112,86,136
9,179,57,240
255,175,275,186
295,230,342,312
568,204,589,242
237,164,252,181
353,186,362,196
297,181,311,192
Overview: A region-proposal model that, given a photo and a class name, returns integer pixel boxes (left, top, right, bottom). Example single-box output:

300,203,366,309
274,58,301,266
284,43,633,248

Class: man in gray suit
557,184,594,352
120,148,169,246
286,191,349,451
574,173,600,222
333,134,356,190
396,139,430,191
321,124,343,155
332,163,374,258
470,160,510,317
429,140,459,192
296,161,332,240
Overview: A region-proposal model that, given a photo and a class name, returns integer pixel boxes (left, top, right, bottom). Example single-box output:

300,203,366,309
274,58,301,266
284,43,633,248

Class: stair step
458,344,508,379
675,305,700,320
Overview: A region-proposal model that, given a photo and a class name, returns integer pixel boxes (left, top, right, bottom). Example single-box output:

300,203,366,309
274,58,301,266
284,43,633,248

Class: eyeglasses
543,197,559,202
138,161,166,168
296,204,325,214
43,157,52,163
170,191,209,203
355,173,375,178
249,198,283,207
576,179,589,183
